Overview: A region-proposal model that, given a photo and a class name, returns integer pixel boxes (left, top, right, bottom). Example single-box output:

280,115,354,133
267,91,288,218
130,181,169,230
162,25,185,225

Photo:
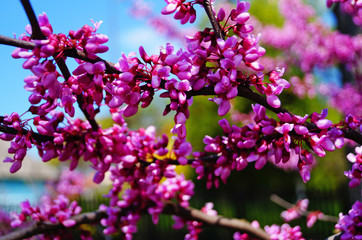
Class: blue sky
0,0,178,117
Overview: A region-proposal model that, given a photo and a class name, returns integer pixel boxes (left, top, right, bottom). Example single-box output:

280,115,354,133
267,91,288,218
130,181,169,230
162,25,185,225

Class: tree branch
0,123,53,143
163,201,270,239
20,0,45,40
0,34,35,49
0,34,120,74
0,201,270,240
187,85,289,114
0,210,107,240
201,0,225,39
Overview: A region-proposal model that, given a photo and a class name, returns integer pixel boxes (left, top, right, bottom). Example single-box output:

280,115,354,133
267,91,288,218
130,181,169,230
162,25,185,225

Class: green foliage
249,0,285,27
186,96,225,151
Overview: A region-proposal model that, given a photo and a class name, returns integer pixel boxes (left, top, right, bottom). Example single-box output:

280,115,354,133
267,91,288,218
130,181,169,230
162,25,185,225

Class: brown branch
342,127,362,145
63,48,120,74
326,233,342,240
0,34,120,75
188,85,362,145
0,34,35,49
163,201,270,239
20,0,45,40
201,0,225,39
0,201,270,240
188,85,289,114
0,123,53,143
270,194,339,223
0,210,107,240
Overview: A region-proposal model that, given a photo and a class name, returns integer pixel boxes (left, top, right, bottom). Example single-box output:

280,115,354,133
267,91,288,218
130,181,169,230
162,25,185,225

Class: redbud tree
0,0,361,239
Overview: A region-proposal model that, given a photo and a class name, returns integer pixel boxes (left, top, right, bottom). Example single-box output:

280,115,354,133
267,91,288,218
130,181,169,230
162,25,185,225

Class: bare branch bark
201,0,225,39
0,35,35,49
0,201,270,240
20,0,45,40
0,210,107,240
0,123,53,143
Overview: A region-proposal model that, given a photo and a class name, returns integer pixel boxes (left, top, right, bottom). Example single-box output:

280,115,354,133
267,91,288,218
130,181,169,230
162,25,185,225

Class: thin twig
270,194,339,223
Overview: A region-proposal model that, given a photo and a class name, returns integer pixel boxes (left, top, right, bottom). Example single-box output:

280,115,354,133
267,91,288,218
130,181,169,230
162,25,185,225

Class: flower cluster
161,0,202,24
1,0,362,239
345,145,362,187
192,104,347,188
257,0,362,84
233,221,305,240
319,83,362,116
11,195,82,238
101,0,290,151
265,224,305,240
4,0,296,178
100,164,195,239
327,0,362,26
0,209,12,235
47,169,86,198
173,202,218,240
335,200,362,239
1,113,33,173
280,198,324,228
281,199,309,222
11,13,109,120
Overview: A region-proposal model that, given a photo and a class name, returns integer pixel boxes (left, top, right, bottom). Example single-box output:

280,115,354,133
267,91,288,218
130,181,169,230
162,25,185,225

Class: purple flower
335,201,362,239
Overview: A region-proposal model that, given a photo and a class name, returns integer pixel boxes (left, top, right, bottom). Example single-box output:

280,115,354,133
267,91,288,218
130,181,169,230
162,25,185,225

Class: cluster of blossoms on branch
233,221,305,240
345,145,362,187
11,195,84,239
130,0,197,41
319,82,362,116
280,199,325,228
0,0,361,239
46,169,86,198
192,104,360,187
257,0,362,80
335,200,362,239
1,0,296,176
246,0,362,117
327,0,362,26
